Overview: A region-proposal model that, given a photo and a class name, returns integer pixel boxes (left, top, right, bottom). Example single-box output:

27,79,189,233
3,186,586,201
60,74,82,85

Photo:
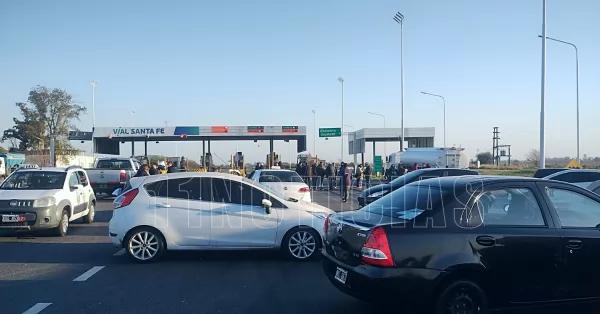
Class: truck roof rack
65,165,83,172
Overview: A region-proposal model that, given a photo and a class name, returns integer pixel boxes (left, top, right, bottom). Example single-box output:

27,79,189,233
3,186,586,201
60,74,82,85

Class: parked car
86,157,140,195
0,165,96,236
323,175,600,313
248,169,312,203
109,172,333,263
533,168,567,178
543,169,600,189
358,168,479,206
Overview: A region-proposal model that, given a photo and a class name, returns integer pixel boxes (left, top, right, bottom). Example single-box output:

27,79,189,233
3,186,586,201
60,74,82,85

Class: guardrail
297,175,391,190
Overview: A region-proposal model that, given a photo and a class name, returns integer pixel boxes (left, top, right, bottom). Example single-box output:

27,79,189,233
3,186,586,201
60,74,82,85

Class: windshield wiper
287,198,299,202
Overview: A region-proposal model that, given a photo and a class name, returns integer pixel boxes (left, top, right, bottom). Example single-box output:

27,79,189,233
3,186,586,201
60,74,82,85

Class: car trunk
324,211,399,267
261,182,309,201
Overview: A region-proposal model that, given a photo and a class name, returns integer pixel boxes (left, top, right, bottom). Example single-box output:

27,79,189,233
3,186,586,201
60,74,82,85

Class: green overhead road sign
319,127,342,137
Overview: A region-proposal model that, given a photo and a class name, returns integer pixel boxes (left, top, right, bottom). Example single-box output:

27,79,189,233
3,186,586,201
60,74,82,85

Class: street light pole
368,111,387,162
394,12,405,151
540,0,548,168
312,109,316,157
90,81,98,158
421,92,446,149
338,77,344,163
539,35,579,163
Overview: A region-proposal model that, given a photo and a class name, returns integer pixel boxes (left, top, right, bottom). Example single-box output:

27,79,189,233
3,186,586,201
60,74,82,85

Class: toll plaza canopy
82,125,307,155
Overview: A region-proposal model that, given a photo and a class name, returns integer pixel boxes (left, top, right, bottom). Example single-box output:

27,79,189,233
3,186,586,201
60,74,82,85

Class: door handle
566,239,582,249
476,236,496,246
155,203,171,208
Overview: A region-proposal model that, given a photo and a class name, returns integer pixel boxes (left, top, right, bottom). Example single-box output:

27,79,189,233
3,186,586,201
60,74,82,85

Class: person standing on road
149,163,158,175
134,164,150,177
167,161,178,173
326,162,335,191
340,162,351,202
363,163,372,188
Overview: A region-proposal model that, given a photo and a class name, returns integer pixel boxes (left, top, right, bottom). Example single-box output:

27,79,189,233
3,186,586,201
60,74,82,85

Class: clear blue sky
1,0,598,164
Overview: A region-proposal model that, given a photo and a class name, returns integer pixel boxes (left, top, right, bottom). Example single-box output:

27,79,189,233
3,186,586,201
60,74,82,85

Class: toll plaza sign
112,128,166,136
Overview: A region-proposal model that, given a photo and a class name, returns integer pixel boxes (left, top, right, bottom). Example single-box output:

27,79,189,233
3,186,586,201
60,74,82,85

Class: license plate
334,267,348,284
2,215,25,223
100,184,107,189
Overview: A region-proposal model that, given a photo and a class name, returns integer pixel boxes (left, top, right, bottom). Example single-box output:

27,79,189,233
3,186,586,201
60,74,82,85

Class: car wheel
83,202,95,224
435,280,488,314
54,209,69,237
125,227,165,263
282,227,320,261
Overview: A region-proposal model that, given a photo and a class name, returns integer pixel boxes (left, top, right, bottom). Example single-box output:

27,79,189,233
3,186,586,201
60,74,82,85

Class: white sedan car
248,169,312,203
108,172,334,263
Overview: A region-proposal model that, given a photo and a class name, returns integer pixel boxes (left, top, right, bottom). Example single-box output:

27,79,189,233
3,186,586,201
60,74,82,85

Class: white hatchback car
109,172,334,263
248,169,312,203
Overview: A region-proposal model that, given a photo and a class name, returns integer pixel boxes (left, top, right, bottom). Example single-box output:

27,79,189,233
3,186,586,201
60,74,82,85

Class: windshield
242,177,290,201
362,185,451,219
96,159,132,169
259,171,304,183
0,171,66,190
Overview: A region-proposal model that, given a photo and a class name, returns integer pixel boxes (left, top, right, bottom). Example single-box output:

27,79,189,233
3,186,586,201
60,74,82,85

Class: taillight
114,188,139,209
323,214,331,245
299,187,310,193
119,170,126,182
361,227,394,267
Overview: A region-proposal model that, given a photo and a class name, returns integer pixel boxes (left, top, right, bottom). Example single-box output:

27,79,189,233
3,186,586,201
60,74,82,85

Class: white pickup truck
86,157,140,195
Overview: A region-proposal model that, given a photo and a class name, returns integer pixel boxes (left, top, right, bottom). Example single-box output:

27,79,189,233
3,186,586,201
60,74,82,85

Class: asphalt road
0,191,592,314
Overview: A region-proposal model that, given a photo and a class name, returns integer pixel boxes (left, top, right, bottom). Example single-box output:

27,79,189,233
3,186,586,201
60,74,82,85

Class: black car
357,168,479,206
323,175,600,313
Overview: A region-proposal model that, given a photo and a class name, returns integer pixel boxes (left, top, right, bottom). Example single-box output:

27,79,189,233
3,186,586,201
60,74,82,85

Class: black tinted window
96,159,132,170
449,169,478,177
362,184,450,219
144,178,203,200
259,171,304,183
552,172,600,183
209,178,263,206
594,186,600,195
467,188,545,227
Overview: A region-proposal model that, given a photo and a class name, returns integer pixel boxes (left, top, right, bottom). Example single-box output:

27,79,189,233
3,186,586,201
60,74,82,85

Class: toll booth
230,152,245,176
266,152,280,169
200,153,214,172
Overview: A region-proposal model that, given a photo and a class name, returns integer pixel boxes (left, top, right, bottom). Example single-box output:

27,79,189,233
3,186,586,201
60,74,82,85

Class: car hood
361,183,391,197
293,200,335,215
0,189,59,200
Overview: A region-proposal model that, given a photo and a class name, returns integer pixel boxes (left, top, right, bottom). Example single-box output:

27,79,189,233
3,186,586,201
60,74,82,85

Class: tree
476,152,493,164
1,86,87,163
526,149,540,166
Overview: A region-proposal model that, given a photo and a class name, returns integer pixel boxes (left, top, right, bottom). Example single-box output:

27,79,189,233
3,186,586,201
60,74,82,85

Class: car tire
83,202,95,224
282,227,321,261
54,209,69,237
125,227,166,263
434,280,488,314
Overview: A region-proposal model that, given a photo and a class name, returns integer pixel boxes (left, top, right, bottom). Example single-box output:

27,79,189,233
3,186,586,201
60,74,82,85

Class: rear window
361,184,451,219
259,171,304,183
534,168,566,178
551,171,600,184
96,159,132,170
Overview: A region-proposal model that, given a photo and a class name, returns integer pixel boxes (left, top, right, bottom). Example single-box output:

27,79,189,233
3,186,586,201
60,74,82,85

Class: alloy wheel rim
446,287,480,314
129,231,159,260
288,231,316,259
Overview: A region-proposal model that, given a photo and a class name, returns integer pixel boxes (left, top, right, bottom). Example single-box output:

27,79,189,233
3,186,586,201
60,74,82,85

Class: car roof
544,168,600,178
256,169,295,173
14,167,69,173
416,175,554,189
141,171,247,182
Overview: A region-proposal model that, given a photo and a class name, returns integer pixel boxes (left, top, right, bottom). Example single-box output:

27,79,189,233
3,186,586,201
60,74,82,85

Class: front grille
0,221,30,227
0,200,34,208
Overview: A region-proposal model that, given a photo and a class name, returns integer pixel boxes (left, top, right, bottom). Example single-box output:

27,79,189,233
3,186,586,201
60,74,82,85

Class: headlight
368,190,388,198
33,196,57,208
308,211,329,220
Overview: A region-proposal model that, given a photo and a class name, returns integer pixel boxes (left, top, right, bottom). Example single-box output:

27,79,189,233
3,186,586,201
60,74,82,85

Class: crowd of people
133,161,179,177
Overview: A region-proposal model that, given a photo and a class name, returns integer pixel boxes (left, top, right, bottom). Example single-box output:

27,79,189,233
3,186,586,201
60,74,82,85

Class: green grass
477,169,537,177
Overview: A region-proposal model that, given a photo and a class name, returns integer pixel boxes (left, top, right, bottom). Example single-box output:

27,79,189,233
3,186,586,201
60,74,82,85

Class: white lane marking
73,266,105,282
21,303,52,314
113,248,125,256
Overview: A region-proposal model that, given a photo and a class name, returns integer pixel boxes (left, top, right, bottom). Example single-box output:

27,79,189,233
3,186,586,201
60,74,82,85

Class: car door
536,182,600,299
144,177,211,246
461,182,563,304
208,178,280,247
67,172,85,214
76,171,92,209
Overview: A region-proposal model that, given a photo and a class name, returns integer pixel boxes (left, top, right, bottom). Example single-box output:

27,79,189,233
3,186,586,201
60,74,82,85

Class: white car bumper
108,218,125,248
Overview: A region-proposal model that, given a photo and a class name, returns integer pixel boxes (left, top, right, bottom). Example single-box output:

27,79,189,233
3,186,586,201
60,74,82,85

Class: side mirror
112,188,122,196
262,199,273,214
504,204,510,212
